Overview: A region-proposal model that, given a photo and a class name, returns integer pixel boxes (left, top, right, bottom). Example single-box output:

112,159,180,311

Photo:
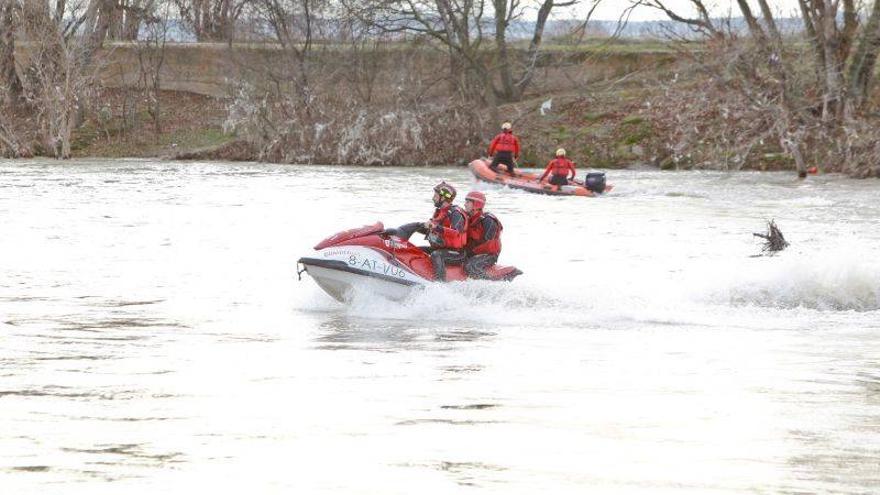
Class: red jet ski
298,222,523,302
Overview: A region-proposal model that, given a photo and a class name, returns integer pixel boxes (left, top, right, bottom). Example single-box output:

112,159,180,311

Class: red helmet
465,191,486,209
433,181,457,202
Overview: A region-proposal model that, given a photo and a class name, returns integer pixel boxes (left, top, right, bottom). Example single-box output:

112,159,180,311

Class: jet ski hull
298,245,426,302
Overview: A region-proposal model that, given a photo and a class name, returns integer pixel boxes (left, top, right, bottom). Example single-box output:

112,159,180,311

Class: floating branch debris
753,220,789,255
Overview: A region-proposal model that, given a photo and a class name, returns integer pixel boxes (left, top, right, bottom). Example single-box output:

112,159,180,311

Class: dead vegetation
634,0,880,178
70,88,228,157
4,0,880,178
753,220,789,255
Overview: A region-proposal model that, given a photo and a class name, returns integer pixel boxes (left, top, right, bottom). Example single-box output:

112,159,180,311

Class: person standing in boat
487,122,521,174
463,191,503,280
539,148,576,186
417,181,468,282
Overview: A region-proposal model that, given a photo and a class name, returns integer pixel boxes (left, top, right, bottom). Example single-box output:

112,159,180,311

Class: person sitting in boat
539,148,576,186
463,191,503,280
488,122,520,174
416,181,468,282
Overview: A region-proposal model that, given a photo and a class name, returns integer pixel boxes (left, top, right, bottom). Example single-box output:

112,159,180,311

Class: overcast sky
571,1,805,21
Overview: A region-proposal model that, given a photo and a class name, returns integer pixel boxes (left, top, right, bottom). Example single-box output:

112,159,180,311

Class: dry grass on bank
63,78,791,171
519,69,880,175
50,61,880,177
70,89,233,159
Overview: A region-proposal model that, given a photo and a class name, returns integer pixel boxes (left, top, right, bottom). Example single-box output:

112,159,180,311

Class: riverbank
69,90,231,159
9,43,879,175
68,81,796,172
9,42,690,168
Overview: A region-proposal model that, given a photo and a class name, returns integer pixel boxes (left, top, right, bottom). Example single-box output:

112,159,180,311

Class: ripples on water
1,160,879,494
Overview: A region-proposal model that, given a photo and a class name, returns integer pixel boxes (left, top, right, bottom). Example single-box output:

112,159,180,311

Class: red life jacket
467,212,502,256
488,132,520,157
430,204,468,249
546,158,576,179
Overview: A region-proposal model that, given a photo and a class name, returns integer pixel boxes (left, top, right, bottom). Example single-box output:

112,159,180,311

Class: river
1,159,878,494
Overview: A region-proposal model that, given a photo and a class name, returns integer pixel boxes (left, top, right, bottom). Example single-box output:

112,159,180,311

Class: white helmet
501,122,512,131
556,148,566,157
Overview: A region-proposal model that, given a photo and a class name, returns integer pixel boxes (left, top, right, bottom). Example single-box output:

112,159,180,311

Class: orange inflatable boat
468,158,613,197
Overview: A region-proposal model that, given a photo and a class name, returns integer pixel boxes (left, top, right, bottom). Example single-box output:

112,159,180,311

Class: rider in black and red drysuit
487,122,521,174
539,148,576,186
463,191,503,279
418,181,468,282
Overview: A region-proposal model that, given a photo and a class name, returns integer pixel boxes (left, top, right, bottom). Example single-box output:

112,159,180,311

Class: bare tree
0,0,26,156
105,0,158,41
8,0,113,158
845,0,880,109
346,0,580,107
640,0,880,177
638,0,722,38
252,0,316,102
224,2,490,166
501,0,579,101
135,1,169,136
0,0,23,103
19,0,79,157
81,0,120,62
172,0,248,41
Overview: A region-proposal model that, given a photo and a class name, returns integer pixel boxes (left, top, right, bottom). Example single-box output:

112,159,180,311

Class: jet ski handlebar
381,222,424,241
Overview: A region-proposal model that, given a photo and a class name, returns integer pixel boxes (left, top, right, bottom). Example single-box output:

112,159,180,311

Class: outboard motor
584,172,606,193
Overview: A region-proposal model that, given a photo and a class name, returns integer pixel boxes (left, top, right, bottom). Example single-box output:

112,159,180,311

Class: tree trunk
779,127,807,177
53,0,65,24
840,0,858,62
797,0,827,88
756,0,781,44
76,0,114,128
820,1,844,120
516,0,553,99
194,0,234,42
0,0,23,103
106,0,123,39
493,0,516,102
80,0,115,67
734,0,767,42
190,0,204,41
846,0,880,109
121,0,150,41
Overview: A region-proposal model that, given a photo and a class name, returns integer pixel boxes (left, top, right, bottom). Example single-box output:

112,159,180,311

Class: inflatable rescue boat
469,158,613,196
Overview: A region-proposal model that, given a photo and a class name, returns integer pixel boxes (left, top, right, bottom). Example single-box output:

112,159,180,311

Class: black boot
431,251,447,282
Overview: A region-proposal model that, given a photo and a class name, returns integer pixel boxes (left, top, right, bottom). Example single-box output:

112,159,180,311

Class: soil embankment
61,43,682,167
16,42,795,170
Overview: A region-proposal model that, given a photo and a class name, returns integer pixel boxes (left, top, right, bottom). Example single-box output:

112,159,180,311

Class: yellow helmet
433,181,457,201
556,148,566,157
